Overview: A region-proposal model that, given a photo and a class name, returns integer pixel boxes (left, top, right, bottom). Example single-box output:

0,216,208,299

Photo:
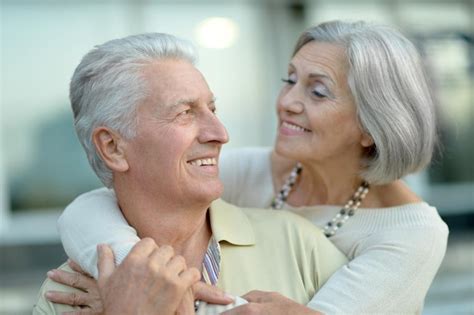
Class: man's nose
199,113,229,144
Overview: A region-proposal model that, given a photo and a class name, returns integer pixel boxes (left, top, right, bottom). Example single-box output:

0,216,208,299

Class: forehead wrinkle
168,97,196,109
164,93,216,113
309,72,335,86
292,43,348,86
288,61,336,87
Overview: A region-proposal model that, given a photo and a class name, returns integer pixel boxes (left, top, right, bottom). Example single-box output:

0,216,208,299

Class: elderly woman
47,21,448,314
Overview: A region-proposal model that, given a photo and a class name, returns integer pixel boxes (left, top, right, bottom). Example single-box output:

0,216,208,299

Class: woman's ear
361,132,374,148
92,127,129,172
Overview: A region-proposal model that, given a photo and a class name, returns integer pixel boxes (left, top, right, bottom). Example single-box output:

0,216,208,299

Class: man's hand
220,290,322,315
97,238,201,315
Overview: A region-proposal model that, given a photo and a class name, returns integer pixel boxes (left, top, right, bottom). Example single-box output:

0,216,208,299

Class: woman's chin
275,140,303,161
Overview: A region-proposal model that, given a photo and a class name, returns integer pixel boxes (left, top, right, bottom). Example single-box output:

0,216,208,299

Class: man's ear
92,127,129,172
361,132,374,148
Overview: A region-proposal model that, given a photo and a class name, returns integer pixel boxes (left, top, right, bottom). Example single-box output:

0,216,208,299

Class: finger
240,290,267,303
97,244,115,283
176,290,195,315
45,290,89,306
67,259,91,277
179,267,201,288
165,255,187,275
193,282,234,305
47,269,91,291
148,245,175,265
128,237,158,258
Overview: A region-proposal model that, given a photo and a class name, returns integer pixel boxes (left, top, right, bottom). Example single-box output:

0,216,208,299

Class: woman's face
275,41,371,164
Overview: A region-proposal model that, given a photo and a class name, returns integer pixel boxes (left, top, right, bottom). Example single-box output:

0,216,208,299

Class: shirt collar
208,199,256,246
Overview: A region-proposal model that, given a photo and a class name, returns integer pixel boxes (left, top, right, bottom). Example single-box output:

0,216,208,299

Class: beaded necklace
271,163,370,237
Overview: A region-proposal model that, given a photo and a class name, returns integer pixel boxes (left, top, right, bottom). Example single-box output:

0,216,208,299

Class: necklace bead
271,163,370,237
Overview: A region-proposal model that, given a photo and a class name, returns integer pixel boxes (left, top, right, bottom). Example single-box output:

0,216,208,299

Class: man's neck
114,184,213,270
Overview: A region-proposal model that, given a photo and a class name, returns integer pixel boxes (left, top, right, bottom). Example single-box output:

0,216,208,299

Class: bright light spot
195,17,239,49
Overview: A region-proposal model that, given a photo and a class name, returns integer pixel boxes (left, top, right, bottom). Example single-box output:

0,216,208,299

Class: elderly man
33,33,346,314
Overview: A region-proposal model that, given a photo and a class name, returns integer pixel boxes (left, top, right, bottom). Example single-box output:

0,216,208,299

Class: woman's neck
272,150,365,207
293,164,363,207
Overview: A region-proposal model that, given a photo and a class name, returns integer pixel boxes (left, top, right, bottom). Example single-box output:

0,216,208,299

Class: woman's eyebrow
308,72,335,86
288,63,335,86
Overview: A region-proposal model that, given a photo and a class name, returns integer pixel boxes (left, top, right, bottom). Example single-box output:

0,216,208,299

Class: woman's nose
278,87,304,114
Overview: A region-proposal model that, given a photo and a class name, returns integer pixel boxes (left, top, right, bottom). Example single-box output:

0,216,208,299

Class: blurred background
0,0,473,314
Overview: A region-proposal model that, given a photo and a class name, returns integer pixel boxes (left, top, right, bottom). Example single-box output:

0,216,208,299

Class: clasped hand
46,238,233,315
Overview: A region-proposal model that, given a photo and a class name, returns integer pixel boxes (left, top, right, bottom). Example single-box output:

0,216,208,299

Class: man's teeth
282,121,308,132
189,158,217,166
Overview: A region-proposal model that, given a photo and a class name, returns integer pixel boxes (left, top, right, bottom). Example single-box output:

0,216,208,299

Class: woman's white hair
294,20,437,184
70,33,197,187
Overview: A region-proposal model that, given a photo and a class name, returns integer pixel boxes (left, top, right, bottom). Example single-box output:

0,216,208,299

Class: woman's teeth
282,121,309,132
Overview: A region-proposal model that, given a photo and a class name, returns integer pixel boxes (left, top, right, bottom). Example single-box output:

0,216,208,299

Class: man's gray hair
70,33,197,187
294,20,437,184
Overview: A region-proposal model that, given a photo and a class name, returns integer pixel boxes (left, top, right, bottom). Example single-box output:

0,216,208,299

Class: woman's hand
221,291,322,315
45,260,103,314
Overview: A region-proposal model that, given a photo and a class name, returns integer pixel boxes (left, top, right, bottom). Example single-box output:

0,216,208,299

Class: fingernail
224,293,235,301
47,270,55,278
45,292,52,299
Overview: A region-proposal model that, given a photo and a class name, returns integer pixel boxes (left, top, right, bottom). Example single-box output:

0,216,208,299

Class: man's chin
190,181,223,205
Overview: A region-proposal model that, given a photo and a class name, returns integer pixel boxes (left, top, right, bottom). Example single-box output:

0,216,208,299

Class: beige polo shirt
33,199,347,314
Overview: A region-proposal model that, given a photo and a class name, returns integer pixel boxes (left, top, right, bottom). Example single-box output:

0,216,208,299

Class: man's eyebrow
167,98,195,109
165,96,216,111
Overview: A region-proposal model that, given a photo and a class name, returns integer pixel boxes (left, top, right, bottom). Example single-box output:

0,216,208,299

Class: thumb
97,244,115,285
193,282,234,305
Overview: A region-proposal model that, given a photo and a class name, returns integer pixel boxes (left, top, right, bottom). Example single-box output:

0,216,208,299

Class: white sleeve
307,227,448,314
219,149,245,205
58,187,140,279
219,147,274,208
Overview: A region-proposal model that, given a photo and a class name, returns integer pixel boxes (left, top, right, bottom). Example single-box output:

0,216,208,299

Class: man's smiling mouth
188,157,217,166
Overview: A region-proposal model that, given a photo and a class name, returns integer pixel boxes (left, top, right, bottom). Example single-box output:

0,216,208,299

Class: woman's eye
281,74,297,85
312,84,329,98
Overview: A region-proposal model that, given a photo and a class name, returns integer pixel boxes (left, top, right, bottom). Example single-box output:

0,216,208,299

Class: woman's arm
58,187,140,278
58,147,272,279
57,148,258,279
307,226,448,314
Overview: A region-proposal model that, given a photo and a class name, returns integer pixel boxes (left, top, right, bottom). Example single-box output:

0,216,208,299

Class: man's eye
178,109,191,116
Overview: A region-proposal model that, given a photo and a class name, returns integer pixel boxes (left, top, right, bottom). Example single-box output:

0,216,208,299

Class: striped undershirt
201,236,221,285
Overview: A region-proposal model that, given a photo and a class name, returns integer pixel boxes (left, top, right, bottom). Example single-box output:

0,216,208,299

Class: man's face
123,58,229,206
